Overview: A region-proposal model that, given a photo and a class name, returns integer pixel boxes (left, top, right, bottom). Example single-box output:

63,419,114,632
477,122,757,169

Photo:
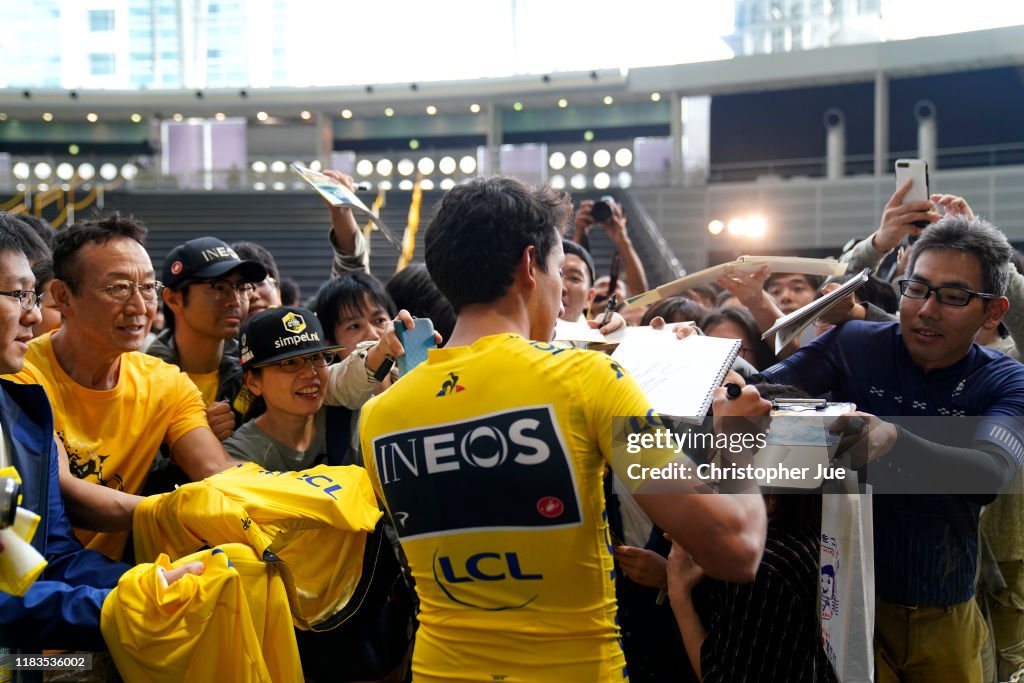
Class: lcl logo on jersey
374,408,554,485
432,548,542,610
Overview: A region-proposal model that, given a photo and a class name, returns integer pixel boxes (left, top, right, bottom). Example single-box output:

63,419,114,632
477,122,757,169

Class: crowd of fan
0,170,1022,683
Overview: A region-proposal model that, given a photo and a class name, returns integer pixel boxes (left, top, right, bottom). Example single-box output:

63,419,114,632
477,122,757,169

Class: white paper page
611,332,740,422
764,268,870,353
554,319,607,343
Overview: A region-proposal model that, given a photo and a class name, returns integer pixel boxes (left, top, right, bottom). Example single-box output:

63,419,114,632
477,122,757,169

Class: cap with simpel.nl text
239,306,344,370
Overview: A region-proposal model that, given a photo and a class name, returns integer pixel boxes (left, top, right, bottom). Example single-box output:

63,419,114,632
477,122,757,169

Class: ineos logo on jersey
375,412,551,485
372,406,582,539
461,425,509,468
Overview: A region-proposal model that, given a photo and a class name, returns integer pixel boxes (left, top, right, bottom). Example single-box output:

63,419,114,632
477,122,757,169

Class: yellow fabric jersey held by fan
102,544,302,683
133,462,383,628
359,333,676,683
5,331,209,560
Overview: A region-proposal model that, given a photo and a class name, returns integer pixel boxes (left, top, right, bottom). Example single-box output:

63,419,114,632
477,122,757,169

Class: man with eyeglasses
148,237,268,443
5,215,241,562
759,214,1024,682
0,211,207,653
231,241,283,318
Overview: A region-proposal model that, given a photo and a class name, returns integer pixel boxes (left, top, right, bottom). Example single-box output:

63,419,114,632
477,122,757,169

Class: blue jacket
0,379,128,650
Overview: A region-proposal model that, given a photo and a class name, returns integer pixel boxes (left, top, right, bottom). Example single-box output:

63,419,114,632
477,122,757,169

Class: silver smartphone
895,158,930,229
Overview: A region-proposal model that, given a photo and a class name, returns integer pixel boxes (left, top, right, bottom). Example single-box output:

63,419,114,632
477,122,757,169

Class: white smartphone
895,158,930,228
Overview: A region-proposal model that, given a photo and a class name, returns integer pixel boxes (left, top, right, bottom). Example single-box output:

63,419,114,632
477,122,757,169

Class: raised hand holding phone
396,317,437,376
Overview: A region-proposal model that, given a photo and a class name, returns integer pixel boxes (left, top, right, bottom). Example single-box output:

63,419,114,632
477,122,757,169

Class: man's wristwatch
355,340,382,383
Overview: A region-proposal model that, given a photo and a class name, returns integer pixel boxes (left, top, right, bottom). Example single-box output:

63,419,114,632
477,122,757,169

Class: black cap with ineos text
240,306,345,370
162,236,267,291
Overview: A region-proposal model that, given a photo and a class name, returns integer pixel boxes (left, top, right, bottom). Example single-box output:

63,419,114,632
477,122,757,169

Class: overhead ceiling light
41,112,53,122
603,96,614,105
0,113,7,121
408,139,420,150
341,109,353,119
214,112,226,121
356,159,373,176
256,111,269,121
130,113,142,123
512,102,524,111
425,105,437,116
86,112,98,122
650,92,662,102
384,107,395,117
557,98,568,108
469,103,480,113
300,110,312,120
172,113,184,122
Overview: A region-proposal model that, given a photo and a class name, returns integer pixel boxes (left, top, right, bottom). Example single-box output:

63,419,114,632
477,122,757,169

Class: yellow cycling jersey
359,333,671,683
102,543,301,682
133,462,382,629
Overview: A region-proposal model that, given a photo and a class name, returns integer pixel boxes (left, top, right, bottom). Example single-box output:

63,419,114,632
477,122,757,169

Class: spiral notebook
610,328,741,423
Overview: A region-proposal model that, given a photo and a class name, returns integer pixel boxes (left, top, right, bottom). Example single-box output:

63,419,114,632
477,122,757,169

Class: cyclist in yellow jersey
359,177,769,682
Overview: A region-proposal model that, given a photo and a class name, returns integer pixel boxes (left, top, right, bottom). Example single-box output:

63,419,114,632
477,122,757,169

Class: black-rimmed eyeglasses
0,289,43,311
201,279,258,301
898,279,996,307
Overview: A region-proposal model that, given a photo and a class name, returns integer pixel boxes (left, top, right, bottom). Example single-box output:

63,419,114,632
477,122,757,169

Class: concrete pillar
315,111,333,166
484,103,502,176
915,99,937,171
874,71,888,176
824,108,845,180
670,93,684,187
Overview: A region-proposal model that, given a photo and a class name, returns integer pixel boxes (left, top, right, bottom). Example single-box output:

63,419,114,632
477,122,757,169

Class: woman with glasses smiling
223,306,344,471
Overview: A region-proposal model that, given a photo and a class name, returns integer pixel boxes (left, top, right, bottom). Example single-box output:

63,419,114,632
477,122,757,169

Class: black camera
591,196,617,223
0,476,19,529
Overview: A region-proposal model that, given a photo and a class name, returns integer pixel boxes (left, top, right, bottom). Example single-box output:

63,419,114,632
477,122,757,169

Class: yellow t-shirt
187,368,220,406
6,331,208,560
359,333,670,683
